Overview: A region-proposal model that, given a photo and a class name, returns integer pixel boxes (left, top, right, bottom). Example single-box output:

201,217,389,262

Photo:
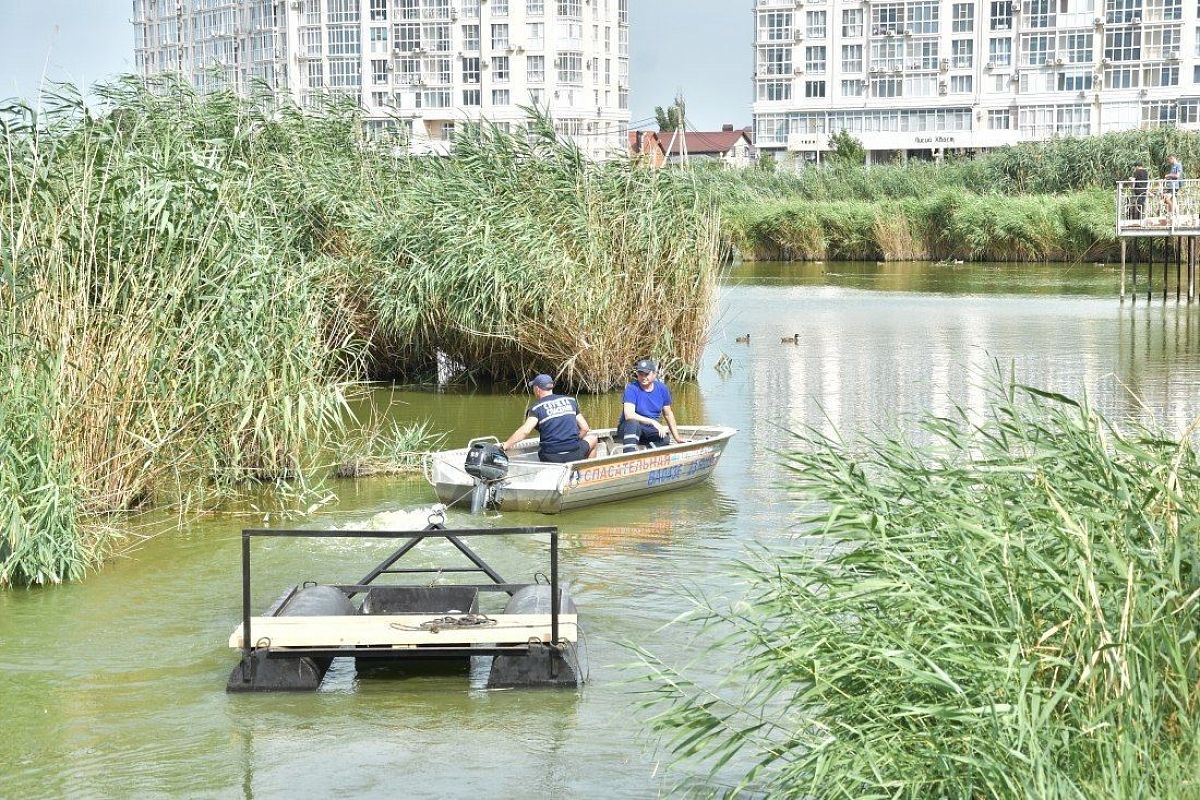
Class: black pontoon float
226,510,580,692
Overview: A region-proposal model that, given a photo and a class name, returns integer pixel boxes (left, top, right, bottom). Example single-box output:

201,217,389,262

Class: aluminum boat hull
427,426,736,514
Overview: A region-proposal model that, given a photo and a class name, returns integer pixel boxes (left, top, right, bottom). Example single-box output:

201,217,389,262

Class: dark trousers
618,419,668,453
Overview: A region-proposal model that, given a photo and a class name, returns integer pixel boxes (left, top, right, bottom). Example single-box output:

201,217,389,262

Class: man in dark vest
501,374,599,463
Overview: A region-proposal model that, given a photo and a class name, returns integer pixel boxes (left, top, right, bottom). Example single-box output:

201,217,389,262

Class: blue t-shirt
527,394,581,453
621,381,672,423
1168,162,1183,183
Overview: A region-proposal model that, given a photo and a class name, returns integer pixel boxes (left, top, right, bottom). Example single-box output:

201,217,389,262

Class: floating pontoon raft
226,511,580,692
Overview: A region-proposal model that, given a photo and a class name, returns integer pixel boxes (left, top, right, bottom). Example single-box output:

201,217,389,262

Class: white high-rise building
133,0,631,159
752,0,1200,164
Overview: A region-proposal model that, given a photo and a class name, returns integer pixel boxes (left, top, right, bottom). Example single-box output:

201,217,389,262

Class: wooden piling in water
1177,237,1182,302
1189,237,1195,303
1120,239,1127,302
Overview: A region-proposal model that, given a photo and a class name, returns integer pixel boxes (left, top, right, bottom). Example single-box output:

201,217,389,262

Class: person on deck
1164,156,1183,215
616,359,684,453
501,374,599,463
1131,161,1149,220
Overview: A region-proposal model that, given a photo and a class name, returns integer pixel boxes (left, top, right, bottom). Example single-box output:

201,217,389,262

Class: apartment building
752,0,1200,164
133,0,631,159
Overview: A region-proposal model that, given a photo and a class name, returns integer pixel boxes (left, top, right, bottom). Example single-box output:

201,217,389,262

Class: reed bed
0,79,720,585
708,128,1200,262
637,378,1200,798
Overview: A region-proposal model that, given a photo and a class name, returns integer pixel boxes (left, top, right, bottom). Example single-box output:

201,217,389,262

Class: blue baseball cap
528,374,555,390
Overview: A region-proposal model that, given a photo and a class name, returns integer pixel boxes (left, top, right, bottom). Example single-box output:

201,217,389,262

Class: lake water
3,262,1200,798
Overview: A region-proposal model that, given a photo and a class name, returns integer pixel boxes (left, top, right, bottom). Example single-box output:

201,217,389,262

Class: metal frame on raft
227,512,580,692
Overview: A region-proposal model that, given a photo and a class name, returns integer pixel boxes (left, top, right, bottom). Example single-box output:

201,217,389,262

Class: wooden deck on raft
229,614,579,650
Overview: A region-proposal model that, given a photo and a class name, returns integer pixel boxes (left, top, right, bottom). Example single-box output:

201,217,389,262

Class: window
462,88,481,105
806,11,827,38
369,0,387,21
758,79,792,101
462,0,480,18
527,0,544,15
872,3,903,34
1145,0,1182,20
806,45,827,72
327,58,360,87
916,39,940,69
327,0,359,24
842,44,863,72
841,79,865,96
491,24,509,49
952,3,974,32
1105,65,1140,87
371,58,388,84
463,25,480,50
1062,31,1094,63
527,55,544,82
759,11,793,42
1106,0,1141,24
557,51,583,83
1023,0,1055,28
988,109,1011,129
327,25,361,56
1195,64,1200,82
396,57,420,84
1142,25,1181,60
369,26,389,53
492,0,508,16
871,76,902,97
805,80,826,97
1022,33,1054,64
1057,69,1093,90
558,0,582,18
1104,28,1142,61
758,46,792,75
952,39,973,68
493,55,510,81
907,75,937,96
989,37,1012,66
909,2,939,34
527,22,545,48
463,57,480,83
492,89,511,105
1143,64,1180,86
396,23,420,51
990,0,1013,30
842,9,864,37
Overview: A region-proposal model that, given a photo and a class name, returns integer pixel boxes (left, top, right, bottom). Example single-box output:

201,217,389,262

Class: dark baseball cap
634,359,657,374
528,374,555,390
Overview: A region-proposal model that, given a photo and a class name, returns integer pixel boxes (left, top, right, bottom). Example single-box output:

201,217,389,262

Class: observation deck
1115,179,1200,303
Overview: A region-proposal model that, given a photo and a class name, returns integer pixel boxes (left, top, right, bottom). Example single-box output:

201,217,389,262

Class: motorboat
425,425,736,514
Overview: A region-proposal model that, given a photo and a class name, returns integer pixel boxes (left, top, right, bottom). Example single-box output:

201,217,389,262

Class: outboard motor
464,442,509,514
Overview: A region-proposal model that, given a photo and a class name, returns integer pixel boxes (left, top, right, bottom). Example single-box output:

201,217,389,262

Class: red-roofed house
659,125,755,168
628,130,667,168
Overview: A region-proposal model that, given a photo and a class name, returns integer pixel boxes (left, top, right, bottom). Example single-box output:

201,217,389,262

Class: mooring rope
389,614,498,633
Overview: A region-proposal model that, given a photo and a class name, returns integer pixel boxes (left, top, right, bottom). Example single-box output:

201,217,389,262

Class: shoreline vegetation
0,77,719,585
714,127,1200,263
638,377,1200,797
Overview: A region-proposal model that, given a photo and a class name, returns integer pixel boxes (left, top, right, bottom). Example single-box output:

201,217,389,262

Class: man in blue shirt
617,359,684,453
501,374,598,463
1164,156,1184,215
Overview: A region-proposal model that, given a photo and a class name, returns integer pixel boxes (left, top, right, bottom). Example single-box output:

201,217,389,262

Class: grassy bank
0,79,720,585
711,127,1200,262
637,378,1200,797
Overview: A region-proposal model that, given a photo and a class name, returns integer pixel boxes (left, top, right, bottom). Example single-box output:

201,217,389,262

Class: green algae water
4,262,1200,798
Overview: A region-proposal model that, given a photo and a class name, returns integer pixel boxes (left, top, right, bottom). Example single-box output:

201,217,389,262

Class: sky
0,0,752,130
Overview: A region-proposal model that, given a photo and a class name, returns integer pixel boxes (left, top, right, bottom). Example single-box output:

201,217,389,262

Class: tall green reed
636,375,1200,798
0,78,720,585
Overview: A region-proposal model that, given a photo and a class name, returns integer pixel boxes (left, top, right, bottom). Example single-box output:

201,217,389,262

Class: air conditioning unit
869,66,883,74
938,82,948,95
1053,57,1064,66
1167,50,1180,60
480,59,490,67
793,66,805,74
1131,15,1142,24
1009,73,1020,82
1138,88,1148,96
1094,16,1104,26
289,0,302,10
903,28,913,35
985,61,994,70
794,30,805,41
939,58,950,70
